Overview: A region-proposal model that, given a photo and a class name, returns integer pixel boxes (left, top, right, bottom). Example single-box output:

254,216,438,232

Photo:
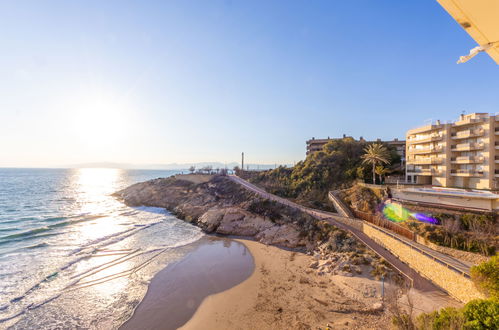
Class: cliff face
114,175,318,249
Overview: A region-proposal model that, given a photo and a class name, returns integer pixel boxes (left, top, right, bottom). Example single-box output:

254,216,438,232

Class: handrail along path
229,175,471,292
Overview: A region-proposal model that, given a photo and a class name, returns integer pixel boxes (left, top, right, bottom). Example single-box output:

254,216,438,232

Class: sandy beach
181,239,392,330
123,236,461,330
120,237,254,330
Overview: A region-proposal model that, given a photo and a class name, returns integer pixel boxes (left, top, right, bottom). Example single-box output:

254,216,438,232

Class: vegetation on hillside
406,213,497,256
471,256,499,298
392,257,499,330
241,137,401,209
413,299,499,330
339,184,382,214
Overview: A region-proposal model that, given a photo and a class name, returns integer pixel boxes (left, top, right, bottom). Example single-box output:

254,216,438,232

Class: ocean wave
132,206,168,215
0,228,19,233
26,242,50,249
0,225,204,325
0,227,52,241
0,232,63,247
0,215,108,243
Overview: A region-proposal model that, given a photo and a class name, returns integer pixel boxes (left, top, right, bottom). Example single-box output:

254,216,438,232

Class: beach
181,239,393,330
122,237,392,330
120,236,254,330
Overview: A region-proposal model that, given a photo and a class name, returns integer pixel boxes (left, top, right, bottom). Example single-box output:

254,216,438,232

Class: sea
0,168,205,329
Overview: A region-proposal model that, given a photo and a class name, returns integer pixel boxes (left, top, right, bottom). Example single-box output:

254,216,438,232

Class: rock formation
114,174,321,249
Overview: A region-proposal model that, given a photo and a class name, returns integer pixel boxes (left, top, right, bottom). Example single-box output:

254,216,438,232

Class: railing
408,146,443,154
364,222,470,278
407,134,443,144
409,158,443,165
352,210,416,241
451,129,484,139
450,169,484,176
451,143,484,151
453,117,485,126
328,191,355,218
406,168,443,176
451,156,484,163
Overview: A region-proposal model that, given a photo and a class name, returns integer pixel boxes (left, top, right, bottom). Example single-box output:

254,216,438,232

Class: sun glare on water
72,168,125,239
71,168,134,296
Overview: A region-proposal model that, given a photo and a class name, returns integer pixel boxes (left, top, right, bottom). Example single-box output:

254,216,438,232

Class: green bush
463,298,499,329
471,256,499,299
246,199,283,221
416,299,498,330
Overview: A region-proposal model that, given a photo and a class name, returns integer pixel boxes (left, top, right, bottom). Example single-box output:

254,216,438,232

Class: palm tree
375,165,391,184
361,143,390,184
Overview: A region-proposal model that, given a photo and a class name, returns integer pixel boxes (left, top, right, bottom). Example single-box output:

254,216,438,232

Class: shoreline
181,239,391,330
181,239,461,330
119,236,254,330
120,237,461,330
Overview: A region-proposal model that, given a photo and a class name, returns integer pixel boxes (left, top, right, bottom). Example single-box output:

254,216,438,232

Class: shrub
471,256,499,299
416,307,464,330
463,298,499,329
246,199,282,221
416,299,499,330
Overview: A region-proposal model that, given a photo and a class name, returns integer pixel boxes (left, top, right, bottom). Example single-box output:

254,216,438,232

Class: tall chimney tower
241,152,244,171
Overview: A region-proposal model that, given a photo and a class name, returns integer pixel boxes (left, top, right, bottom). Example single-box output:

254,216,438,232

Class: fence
353,210,416,241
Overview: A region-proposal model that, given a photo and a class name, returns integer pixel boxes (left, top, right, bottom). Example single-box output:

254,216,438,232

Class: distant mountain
68,162,291,170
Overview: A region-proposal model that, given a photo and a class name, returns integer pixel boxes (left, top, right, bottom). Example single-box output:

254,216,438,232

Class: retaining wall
362,223,484,303
328,191,354,218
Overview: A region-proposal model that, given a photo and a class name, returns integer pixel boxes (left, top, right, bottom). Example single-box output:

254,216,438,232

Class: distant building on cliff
306,135,406,161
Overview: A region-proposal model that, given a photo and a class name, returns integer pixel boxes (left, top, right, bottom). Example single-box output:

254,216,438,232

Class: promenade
229,175,472,293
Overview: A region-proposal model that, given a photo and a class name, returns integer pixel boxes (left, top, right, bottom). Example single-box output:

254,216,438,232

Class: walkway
229,175,471,292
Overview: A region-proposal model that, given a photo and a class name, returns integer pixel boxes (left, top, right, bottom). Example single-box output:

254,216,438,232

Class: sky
0,1,498,168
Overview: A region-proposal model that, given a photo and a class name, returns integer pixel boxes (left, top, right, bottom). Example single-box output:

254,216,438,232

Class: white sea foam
0,168,201,329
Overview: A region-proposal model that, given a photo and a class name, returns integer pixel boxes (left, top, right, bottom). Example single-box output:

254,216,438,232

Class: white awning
437,0,499,64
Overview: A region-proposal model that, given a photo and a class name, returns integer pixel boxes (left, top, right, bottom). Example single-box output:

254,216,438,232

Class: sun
71,92,131,149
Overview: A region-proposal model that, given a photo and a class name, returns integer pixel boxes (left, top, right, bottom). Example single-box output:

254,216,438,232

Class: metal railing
365,222,470,278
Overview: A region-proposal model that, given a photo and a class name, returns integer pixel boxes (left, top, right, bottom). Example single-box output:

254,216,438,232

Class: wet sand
120,236,254,330
181,239,391,330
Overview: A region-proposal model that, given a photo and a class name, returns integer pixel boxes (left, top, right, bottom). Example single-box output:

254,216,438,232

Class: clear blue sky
1,1,497,168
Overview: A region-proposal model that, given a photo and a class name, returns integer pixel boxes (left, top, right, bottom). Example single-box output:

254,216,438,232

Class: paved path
326,190,473,274
229,175,469,293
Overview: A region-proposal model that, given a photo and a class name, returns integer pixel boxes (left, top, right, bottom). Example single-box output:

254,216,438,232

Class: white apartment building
406,113,498,190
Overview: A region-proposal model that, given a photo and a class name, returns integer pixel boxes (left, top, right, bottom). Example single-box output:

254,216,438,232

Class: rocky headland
114,174,390,279
115,174,327,249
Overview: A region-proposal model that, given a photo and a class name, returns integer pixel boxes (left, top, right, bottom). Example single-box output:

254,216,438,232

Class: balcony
407,168,442,176
453,116,485,127
450,169,484,177
495,127,499,135
451,156,484,164
408,157,443,165
451,143,484,152
407,124,443,135
451,129,484,140
407,134,443,145
408,145,444,154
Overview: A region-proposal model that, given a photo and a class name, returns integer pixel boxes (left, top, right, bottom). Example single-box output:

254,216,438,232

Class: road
229,175,465,292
